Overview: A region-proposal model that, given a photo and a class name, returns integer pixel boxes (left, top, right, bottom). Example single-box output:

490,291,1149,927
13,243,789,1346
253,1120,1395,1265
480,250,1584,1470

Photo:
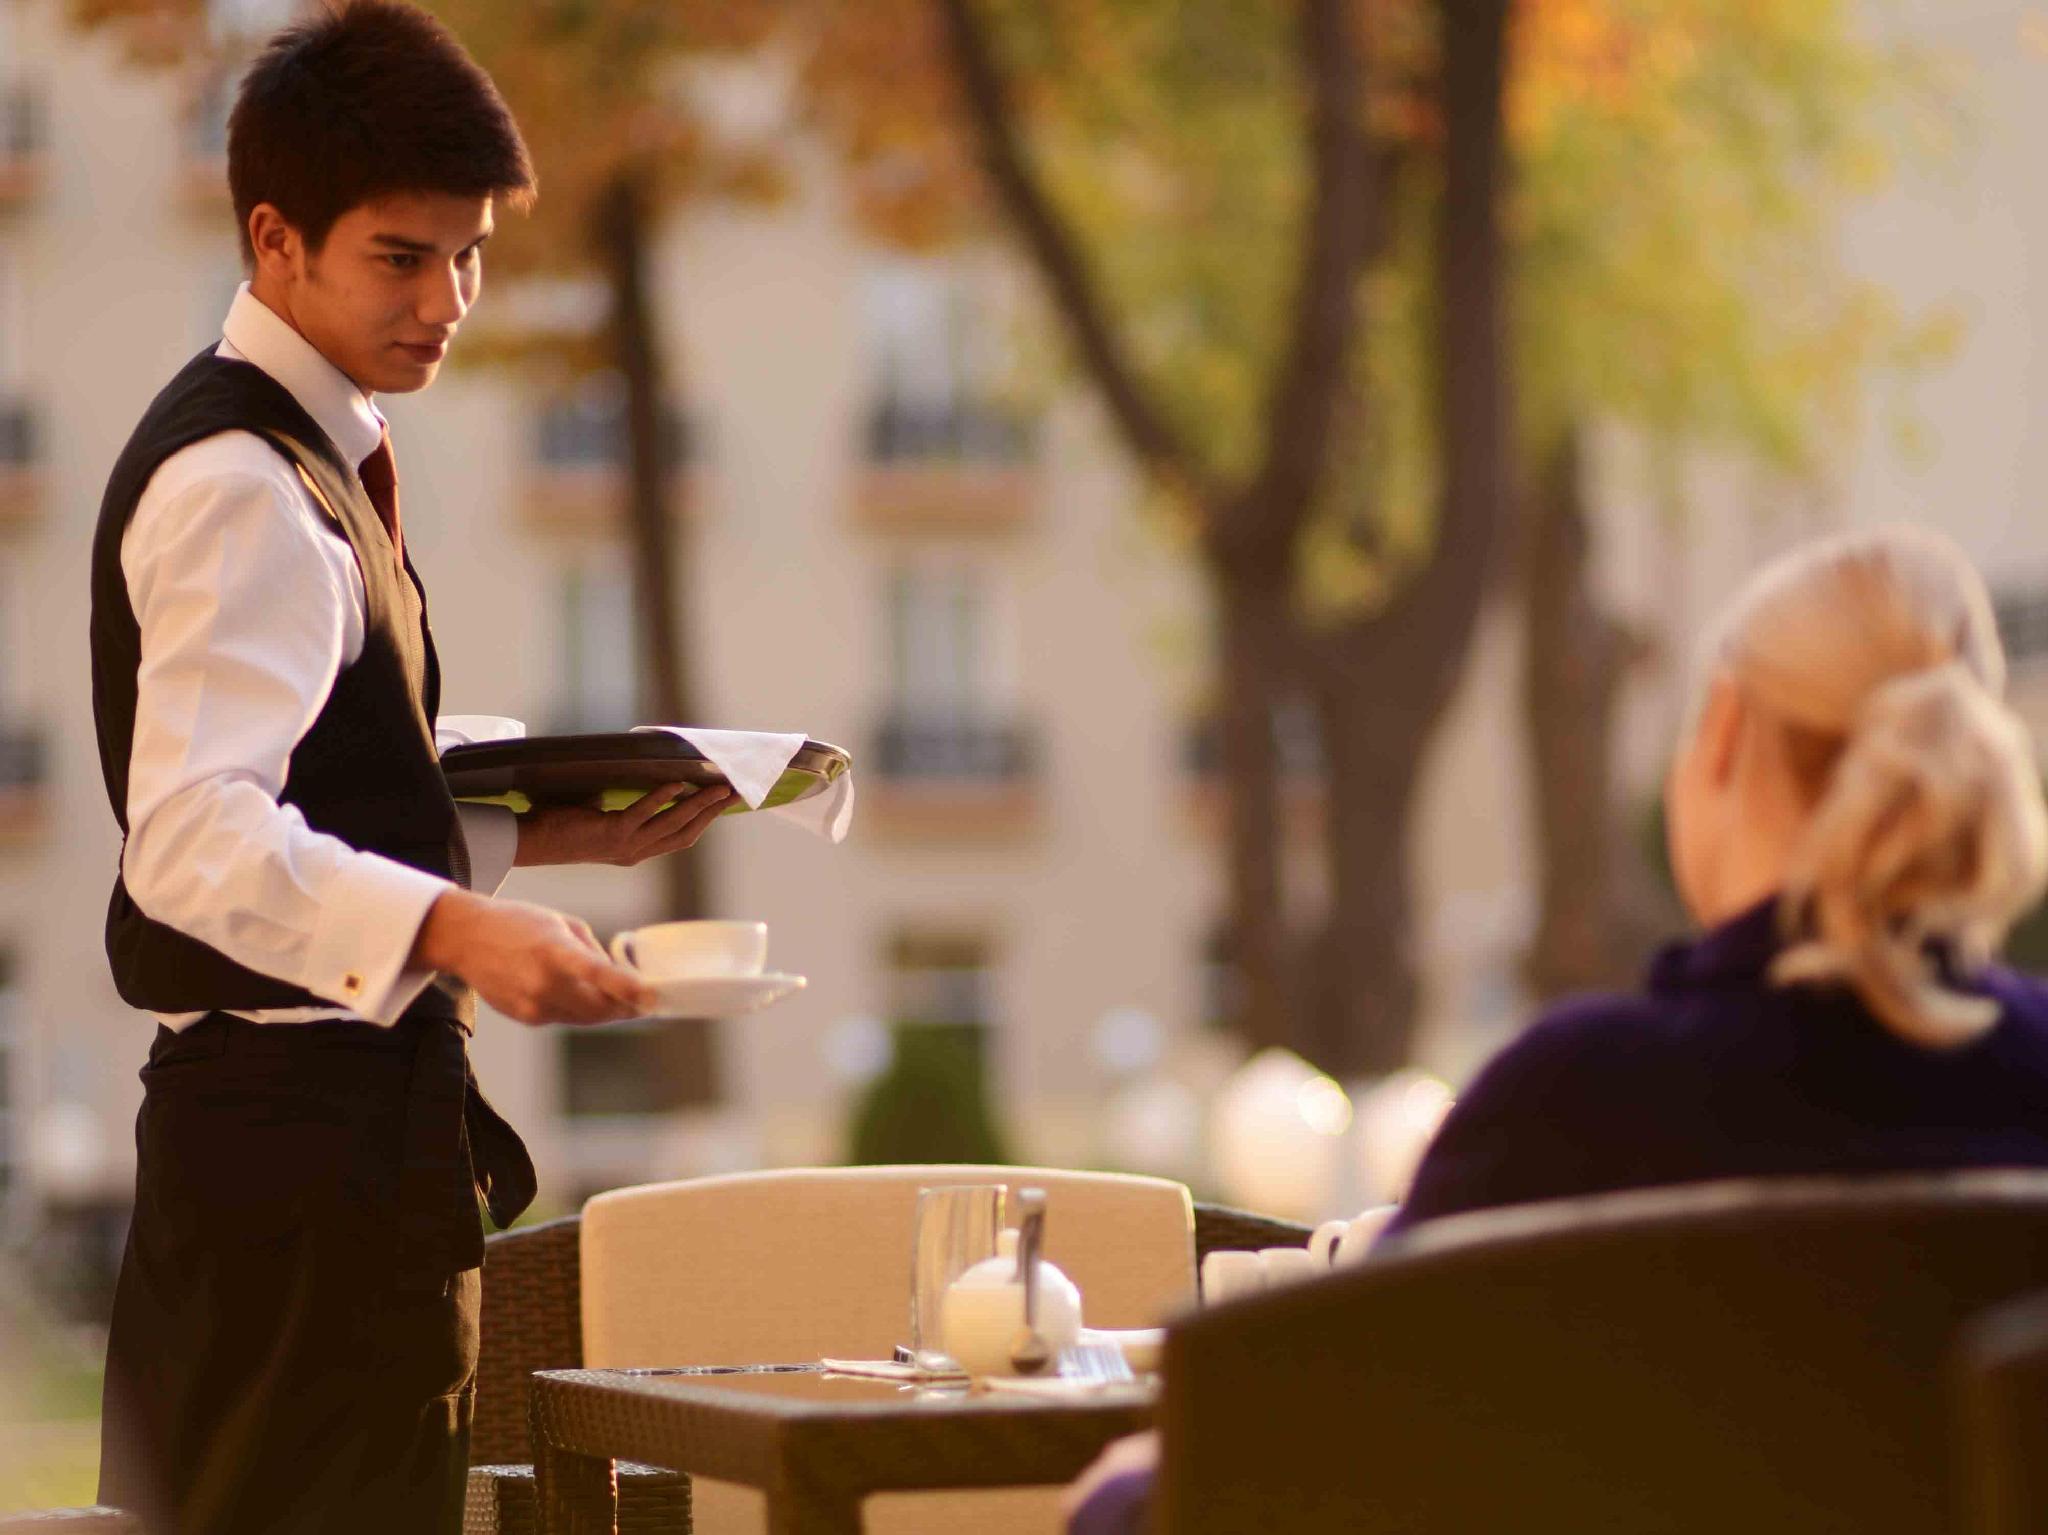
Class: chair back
472,1214,585,1466
1156,1171,2048,1535
1954,1288,2048,1535
580,1164,1195,1369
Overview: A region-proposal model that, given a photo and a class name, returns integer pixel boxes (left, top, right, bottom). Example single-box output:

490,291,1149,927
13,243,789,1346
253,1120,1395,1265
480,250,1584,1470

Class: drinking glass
908,1183,1006,1372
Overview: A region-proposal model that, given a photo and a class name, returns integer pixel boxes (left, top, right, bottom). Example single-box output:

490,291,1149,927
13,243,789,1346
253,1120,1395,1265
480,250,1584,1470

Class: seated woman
1067,524,2048,1532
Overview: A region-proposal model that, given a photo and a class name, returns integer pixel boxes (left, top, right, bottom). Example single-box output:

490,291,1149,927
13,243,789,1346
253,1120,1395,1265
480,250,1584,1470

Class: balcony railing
523,396,694,529
0,404,41,524
866,713,1042,838
1180,706,1327,840
0,87,46,204
854,398,1043,532
1180,705,1324,782
865,399,1040,465
1996,589,2048,667
0,727,50,844
874,714,1038,781
537,398,691,472
0,404,33,468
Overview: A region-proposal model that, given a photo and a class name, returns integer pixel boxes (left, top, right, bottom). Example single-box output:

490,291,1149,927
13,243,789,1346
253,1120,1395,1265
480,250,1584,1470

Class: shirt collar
216,283,386,468
1647,895,1785,995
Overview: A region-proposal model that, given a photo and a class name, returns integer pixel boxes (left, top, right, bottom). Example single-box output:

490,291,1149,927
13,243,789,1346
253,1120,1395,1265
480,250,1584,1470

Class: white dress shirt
121,283,517,1029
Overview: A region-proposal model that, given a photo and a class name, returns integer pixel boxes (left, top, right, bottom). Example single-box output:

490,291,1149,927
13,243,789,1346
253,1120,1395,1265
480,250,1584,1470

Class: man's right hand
411,889,655,1025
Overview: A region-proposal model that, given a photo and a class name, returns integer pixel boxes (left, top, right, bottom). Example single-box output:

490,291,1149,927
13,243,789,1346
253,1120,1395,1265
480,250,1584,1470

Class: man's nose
418,263,468,328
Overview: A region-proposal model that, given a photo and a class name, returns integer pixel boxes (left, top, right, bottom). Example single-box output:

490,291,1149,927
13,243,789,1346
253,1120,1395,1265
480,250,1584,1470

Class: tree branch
1308,0,1510,708
1224,0,1378,557
935,0,1216,507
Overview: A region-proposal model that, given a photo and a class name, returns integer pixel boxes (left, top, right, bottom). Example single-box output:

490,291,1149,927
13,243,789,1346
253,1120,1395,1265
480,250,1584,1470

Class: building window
561,1020,719,1118
0,240,22,386
861,258,1037,464
1995,587,2048,668
1199,923,1245,1037
888,566,982,720
0,950,17,1229
551,559,640,733
874,567,1037,784
535,372,691,472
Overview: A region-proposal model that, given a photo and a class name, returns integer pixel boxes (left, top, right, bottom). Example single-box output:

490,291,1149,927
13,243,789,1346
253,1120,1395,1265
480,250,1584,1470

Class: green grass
2,1355,103,1513
0,1420,100,1512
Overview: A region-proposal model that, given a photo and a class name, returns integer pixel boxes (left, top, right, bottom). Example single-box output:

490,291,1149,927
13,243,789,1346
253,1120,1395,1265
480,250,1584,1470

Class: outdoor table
529,1363,1157,1534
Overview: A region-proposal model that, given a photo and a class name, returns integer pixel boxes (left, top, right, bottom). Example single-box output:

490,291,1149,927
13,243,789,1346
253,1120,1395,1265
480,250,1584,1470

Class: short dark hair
228,0,536,263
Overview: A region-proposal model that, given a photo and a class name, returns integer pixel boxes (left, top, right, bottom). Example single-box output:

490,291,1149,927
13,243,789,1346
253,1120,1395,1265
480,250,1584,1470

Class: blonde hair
1714,525,2048,1048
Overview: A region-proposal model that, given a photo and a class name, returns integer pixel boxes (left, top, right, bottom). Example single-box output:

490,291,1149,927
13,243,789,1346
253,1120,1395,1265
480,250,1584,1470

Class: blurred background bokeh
4,0,2048,1506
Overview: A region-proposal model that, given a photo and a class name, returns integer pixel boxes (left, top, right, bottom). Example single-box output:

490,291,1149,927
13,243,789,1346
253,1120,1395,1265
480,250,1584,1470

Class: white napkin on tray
437,717,855,843
633,726,856,844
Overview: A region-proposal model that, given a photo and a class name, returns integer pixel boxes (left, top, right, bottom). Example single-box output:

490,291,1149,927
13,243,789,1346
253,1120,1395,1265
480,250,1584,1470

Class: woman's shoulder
1384,991,1691,1234
1474,990,1693,1086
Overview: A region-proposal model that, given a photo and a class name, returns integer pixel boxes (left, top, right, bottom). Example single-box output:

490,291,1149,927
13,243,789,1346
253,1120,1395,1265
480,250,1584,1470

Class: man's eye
385,254,419,272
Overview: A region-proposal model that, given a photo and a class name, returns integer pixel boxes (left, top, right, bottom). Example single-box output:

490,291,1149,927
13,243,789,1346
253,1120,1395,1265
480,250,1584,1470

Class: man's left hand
512,781,733,868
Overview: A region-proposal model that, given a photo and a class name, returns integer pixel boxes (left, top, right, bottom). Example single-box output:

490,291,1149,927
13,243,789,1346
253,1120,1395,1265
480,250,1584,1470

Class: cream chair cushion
580,1165,1195,1533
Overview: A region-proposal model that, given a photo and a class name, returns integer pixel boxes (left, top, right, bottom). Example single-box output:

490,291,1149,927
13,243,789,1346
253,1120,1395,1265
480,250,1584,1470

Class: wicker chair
467,1214,690,1535
467,1200,1310,1534
1953,1287,2048,1535
1156,1170,2048,1534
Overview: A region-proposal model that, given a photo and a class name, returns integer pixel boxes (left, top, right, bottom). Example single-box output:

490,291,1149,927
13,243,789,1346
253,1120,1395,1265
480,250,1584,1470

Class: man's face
250,190,493,396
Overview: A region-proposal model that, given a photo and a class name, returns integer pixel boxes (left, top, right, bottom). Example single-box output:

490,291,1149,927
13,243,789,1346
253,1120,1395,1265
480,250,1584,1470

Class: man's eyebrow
368,229,494,254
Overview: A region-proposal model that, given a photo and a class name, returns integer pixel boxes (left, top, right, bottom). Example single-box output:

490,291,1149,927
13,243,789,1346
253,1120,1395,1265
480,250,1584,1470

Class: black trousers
98,1011,534,1535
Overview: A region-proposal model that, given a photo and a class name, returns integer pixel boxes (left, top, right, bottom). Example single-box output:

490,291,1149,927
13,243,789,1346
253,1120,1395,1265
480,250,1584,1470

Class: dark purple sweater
1383,895,2048,1239
1071,897,2048,1535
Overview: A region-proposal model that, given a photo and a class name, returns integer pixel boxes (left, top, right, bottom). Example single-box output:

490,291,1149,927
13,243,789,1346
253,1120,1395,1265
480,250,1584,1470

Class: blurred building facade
1,0,2046,1280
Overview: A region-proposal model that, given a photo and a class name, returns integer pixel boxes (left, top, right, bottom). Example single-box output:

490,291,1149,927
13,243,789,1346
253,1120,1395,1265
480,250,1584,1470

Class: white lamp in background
1091,1006,1165,1080
1353,1068,1455,1205
31,1100,107,1205
821,1014,893,1088
1210,1048,1354,1221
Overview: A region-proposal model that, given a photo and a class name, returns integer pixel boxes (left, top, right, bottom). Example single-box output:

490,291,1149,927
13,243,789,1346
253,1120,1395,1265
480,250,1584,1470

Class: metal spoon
1008,1187,1053,1376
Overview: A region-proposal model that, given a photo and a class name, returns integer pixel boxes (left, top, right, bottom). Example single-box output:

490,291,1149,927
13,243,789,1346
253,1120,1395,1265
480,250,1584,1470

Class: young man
88,5,726,1530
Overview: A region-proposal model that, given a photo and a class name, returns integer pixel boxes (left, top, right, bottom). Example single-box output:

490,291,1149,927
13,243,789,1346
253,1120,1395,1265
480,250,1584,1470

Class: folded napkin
633,726,856,844
818,1357,966,1383
980,1374,1151,1399
436,714,528,749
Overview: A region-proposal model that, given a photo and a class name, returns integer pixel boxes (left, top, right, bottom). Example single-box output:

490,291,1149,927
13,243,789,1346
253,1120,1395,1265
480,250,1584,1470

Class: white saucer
640,972,807,1019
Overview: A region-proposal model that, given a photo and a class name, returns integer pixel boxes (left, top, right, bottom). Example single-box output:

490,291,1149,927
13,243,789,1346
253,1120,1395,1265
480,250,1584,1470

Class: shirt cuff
455,803,519,896
303,852,454,1026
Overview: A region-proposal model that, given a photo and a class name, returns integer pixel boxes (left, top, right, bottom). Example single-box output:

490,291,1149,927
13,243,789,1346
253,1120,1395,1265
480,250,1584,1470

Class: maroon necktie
358,427,404,566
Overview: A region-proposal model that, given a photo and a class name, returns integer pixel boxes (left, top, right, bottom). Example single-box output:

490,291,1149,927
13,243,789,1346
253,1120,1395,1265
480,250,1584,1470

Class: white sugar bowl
941,1226,1082,1380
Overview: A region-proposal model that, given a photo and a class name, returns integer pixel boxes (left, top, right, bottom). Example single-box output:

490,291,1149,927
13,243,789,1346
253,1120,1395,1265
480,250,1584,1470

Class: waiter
87,4,727,1530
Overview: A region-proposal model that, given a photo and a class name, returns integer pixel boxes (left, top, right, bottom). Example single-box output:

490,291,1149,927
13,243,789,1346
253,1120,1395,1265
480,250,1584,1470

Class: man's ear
247,203,301,283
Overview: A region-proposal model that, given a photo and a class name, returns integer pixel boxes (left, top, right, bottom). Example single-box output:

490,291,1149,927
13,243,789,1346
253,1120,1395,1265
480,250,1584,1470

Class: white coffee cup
608,920,768,981
1201,1249,1265,1307
1334,1206,1397,1266
1258,1246,1322,1288
1309,1219,1350,1268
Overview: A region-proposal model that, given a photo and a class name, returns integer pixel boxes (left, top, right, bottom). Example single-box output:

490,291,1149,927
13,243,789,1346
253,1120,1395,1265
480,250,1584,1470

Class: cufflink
343,972,364,996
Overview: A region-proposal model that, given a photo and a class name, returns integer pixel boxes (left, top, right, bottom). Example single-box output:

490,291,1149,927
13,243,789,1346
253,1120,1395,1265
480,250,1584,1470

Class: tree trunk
1306,0,1514,1075
1212,552,1296,1052
1520,427,1666,998
1310,668,1429,1076
596,169,700,924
